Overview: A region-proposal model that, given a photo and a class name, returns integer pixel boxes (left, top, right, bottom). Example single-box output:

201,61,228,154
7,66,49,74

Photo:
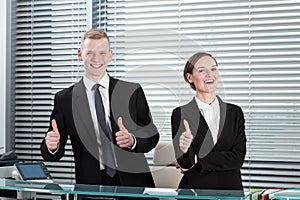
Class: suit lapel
72,79,96,140
185,99,214,158
216,95,228,142
108,77,119,135
185,99,207,137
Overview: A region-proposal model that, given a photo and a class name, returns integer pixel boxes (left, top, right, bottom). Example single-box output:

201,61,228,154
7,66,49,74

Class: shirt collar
195,96,219,111
83,73,110,91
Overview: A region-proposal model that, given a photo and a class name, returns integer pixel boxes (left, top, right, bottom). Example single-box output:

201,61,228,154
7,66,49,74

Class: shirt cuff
47,143,59,155
129,133,137,150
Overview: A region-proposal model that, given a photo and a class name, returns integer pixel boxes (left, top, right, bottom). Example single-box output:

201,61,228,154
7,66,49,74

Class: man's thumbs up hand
45,119,60,152
179,120,193,154
116,117,135,148
117,116,127,132
52,119,59,133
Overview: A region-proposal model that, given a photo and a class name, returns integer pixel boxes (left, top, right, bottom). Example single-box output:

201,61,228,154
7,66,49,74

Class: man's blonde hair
81,29,110,49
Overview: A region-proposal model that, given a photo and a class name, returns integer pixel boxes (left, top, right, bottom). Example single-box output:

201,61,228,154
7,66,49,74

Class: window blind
104,0,300,189
12,0,88,184
242,0,300,189
11,0,300,190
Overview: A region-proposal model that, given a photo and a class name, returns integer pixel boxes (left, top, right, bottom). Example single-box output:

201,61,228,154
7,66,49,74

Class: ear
186,73,193,83
78,48,83,61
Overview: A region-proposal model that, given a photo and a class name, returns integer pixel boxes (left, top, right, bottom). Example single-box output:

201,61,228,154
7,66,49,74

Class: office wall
0,0,7,154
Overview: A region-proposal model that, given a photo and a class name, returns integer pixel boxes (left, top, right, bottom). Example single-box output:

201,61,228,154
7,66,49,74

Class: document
143,187,178,196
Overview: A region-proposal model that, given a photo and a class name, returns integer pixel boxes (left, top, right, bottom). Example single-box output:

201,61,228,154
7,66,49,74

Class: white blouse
195,97,220,145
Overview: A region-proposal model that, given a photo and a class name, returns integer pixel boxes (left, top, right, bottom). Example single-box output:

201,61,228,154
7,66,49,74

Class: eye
196,68,205,73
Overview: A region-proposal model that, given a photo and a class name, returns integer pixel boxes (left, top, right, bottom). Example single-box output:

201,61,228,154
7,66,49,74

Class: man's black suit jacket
172,96,246,190
41,77,159,187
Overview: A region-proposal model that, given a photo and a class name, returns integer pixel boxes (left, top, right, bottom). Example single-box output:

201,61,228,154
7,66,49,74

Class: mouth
91,64,103,69
204,79,214,84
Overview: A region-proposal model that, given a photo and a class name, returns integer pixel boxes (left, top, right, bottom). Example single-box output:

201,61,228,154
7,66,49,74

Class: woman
171,52,246,190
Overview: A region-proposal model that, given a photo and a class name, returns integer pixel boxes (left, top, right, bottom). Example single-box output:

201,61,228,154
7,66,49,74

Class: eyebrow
195,65,218,69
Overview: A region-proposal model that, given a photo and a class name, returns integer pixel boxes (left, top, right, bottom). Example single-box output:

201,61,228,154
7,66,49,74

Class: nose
91,53,103,62
205,69,212,76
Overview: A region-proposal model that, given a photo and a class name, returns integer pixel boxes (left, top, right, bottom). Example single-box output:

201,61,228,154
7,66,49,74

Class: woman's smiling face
186,55,219,95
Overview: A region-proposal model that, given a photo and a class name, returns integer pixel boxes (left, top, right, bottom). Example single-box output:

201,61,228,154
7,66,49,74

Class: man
41,29,159,198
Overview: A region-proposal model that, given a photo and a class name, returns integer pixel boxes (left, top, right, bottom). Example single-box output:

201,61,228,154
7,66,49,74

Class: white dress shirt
83,74,137,170
83,73,111,170
195,97,220,145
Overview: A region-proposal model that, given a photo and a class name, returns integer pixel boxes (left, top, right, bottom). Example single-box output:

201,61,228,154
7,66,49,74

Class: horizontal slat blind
105,0,300,189
243,0,300,189
13,0,88,184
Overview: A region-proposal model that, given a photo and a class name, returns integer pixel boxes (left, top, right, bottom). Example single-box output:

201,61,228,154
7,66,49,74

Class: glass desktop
0,178,245,199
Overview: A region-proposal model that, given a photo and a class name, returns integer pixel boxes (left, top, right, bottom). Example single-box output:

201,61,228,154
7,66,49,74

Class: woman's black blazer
172,96,246,190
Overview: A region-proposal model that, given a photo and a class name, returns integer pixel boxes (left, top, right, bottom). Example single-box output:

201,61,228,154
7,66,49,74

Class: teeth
205,79,214,84
91,64,102,68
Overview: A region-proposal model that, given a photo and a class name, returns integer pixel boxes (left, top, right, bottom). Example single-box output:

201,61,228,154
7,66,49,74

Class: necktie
94,84,116,177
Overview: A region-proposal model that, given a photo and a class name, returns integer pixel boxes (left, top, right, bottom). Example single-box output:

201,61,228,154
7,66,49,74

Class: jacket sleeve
171,107,197,169
40,92,68,161
129,85,159,153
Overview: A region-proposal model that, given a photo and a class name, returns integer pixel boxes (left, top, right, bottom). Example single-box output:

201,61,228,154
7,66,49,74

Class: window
11,0,300,189
104,0,300,189
12,0,88,183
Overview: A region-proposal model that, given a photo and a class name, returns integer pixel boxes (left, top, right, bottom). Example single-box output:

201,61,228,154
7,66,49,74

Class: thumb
118,117,127,131
183,119,191,134
51,119,59,133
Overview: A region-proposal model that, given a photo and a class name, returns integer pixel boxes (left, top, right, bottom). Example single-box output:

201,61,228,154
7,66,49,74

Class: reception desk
0,178,245,199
